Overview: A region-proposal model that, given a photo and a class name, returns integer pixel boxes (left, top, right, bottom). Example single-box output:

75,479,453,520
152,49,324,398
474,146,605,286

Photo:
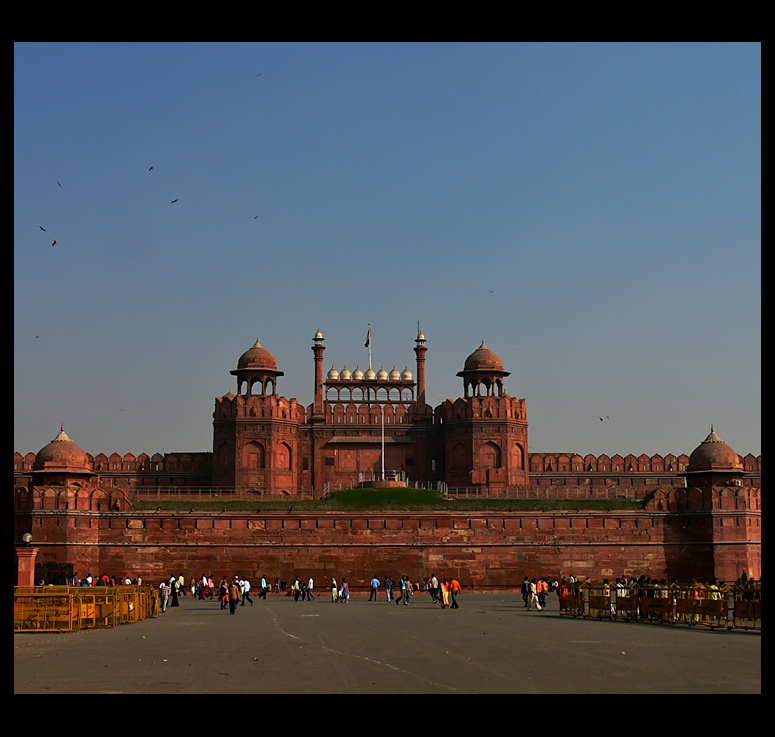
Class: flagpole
366,323,372,370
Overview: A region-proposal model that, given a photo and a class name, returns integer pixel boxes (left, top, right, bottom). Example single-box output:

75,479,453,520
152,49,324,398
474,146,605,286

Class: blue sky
14,42,760,459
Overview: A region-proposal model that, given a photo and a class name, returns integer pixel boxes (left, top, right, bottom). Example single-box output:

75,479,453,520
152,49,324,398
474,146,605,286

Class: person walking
397,576,406,605
528,578,543,611
403,576,412,605
449,577,462,608
159,579,170,613
307,576,314,600
331,578,338,602
384,576,394,602
341,579,350,603
430,574,440,603
441,579,450,608
169,576,180,607
228,577,241,614
240,576,254,606
521,577,530,608
537,577,548,609
369,575,380,601
219,576,229,609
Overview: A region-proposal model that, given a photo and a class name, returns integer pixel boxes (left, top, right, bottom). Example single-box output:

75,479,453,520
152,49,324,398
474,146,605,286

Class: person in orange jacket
449,577,462,609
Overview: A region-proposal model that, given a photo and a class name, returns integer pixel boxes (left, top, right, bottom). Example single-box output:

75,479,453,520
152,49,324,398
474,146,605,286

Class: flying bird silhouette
51,240,57,247
57,181,62,188
39,226,46,231
148,166,153,171
170,199,178,204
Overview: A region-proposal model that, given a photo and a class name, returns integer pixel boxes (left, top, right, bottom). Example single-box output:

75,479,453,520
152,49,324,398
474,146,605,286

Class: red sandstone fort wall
17,508,760,589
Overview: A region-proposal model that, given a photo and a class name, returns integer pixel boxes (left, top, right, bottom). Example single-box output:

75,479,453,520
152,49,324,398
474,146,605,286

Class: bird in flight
148,166,154,171
170,199,178,204
57,181,62,188
51,240,57,247
39,225,46,231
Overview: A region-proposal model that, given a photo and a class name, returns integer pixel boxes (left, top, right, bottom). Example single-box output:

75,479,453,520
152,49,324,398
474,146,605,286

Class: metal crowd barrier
13,585,159,633
558,582,761,631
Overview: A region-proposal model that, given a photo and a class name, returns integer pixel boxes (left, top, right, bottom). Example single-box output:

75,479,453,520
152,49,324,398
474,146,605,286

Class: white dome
401,367,413,380
377,367,389,380
327,366,339,380
389,367,401,380
340,366,352,380
353,367,364,380
365,368,376,380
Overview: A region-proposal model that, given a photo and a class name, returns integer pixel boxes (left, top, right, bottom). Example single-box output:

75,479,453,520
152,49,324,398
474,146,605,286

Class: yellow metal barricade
14,585,159,633
732,583,761,630
613,594,638,621
14,592,75,632
559,584,586,617
588,583,615,620
556,581,757,631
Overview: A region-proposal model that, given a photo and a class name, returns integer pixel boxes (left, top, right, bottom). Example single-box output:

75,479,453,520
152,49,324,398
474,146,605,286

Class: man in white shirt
240,577,253,606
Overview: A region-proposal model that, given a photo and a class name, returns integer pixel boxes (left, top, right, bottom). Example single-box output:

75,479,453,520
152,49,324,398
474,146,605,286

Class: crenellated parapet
214,391,305,422
436,394,526,423
14,484,131,512
529,452,692,474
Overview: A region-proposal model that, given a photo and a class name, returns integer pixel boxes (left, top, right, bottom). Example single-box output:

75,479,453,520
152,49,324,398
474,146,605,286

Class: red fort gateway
14,331,761,586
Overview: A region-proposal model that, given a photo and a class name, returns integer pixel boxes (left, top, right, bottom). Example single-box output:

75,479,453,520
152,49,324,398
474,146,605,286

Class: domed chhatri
231,338,284,396
33,425,92,475
237,338,278,371
687,426,744,473
457,341,511,398
463,341,505,372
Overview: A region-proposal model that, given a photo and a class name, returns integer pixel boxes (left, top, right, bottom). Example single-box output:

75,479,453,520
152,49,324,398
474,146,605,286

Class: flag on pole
365,324,371,348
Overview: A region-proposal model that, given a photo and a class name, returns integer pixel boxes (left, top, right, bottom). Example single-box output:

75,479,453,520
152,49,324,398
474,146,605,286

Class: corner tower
212,338,302,493
439,343,528,495
679,427,759,582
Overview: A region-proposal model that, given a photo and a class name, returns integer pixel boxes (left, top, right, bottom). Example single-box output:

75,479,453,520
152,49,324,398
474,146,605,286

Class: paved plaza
14,591,760,694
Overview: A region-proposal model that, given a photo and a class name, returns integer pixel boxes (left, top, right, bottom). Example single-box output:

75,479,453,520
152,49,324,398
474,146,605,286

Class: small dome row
327,366,413,381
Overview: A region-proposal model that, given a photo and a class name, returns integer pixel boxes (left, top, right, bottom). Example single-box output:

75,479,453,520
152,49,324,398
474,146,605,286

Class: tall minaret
414,326,428,416
311,330,325,421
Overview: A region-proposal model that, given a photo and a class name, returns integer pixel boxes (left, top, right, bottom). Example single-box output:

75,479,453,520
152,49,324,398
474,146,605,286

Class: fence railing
558,582,761,630
445,486,646,499
13,585,159,633
129,480,450,502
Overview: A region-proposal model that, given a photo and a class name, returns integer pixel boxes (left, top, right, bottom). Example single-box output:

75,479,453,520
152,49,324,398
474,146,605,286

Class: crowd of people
349,574,463,607
69,569,759,617
152,572,468,611
517,572,762,618
68,572,146,587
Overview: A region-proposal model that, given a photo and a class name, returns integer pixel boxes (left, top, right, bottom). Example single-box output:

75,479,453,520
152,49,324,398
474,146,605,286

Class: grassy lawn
130,487,645,512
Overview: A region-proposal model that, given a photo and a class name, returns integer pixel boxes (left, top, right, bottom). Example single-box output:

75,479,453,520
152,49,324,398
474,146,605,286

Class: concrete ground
14,591,760,694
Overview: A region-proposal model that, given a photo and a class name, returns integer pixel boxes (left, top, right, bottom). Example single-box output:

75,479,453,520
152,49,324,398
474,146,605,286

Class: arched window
242,441,265,469
277,443,292,470
480,442,501,469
